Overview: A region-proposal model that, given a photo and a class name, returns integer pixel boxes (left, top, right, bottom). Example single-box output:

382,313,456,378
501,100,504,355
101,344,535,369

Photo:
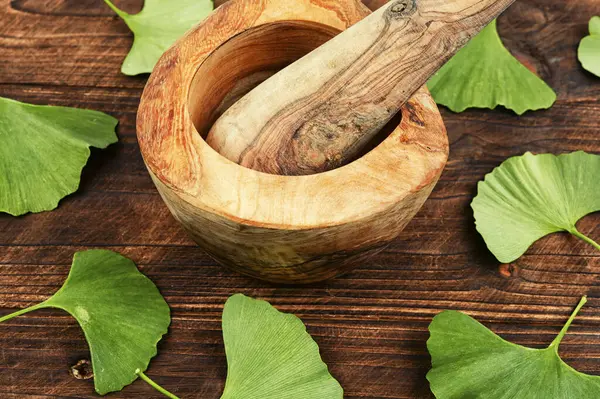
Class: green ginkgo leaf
427,296,600,399
472,151,600,263
428,20,557,114
0,250,171,395
104,0,214,75
221,294,343,399
0,97,118,216
578,16,600,77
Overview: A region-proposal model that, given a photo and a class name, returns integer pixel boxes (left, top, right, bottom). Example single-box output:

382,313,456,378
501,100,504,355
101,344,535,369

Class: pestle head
206,0,515,176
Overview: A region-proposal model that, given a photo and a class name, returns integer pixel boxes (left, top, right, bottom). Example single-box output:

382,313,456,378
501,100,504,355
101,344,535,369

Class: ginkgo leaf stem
570,228,600,252
549,296,587,350
103,0,128,17
0,303,44,323
137,370,180,399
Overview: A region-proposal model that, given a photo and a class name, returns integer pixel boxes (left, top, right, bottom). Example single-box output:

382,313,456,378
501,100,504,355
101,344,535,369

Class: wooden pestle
206,0,515,175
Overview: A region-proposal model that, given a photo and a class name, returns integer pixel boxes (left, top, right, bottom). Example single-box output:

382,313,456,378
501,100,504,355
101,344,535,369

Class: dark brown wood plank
1,0,599,398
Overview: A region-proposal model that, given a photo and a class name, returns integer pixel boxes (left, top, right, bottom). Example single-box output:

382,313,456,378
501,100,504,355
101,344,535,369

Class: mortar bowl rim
136,0,449,231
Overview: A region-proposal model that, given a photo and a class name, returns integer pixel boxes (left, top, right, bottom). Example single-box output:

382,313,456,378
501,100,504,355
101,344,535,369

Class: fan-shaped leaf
0,97,117,216
472,151,600,263
0,250,170,395
104,0,214,75
221,294,343,399
428,20,556,114
427,297,600,399
578,16,600,77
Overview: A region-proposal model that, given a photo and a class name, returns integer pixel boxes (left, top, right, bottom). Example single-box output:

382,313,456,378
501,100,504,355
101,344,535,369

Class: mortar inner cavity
188,21,402,175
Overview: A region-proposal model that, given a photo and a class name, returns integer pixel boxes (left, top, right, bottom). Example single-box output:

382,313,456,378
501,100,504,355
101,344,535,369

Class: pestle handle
206,0,515,175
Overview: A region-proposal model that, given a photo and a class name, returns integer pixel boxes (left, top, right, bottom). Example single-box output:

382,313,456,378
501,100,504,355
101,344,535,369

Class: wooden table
1,0,599,398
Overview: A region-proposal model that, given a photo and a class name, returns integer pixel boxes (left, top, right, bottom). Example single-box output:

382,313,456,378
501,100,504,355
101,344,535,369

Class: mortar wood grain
137,0,448,283
0,0,599,398
206,0,515,175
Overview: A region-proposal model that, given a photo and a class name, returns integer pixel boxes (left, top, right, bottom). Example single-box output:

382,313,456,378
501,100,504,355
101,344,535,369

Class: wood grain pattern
138,0,448,283
0,0,599,398
206,0,515,175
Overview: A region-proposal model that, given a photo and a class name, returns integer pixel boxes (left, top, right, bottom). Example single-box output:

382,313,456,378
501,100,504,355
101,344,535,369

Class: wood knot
70,359,93,380
391,2,408,13
404,101,425,127
498,263,519,278
387,0,416,18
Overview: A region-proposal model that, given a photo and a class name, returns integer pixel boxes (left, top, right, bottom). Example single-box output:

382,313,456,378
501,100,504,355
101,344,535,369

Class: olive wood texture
1,1,600,398
206,0,515,175
137,0,449,283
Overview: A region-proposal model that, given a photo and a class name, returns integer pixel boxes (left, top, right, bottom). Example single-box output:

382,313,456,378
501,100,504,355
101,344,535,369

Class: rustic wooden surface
0,0,599,398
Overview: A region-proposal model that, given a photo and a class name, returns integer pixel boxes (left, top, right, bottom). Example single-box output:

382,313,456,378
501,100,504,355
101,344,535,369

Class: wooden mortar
137,0,449,283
